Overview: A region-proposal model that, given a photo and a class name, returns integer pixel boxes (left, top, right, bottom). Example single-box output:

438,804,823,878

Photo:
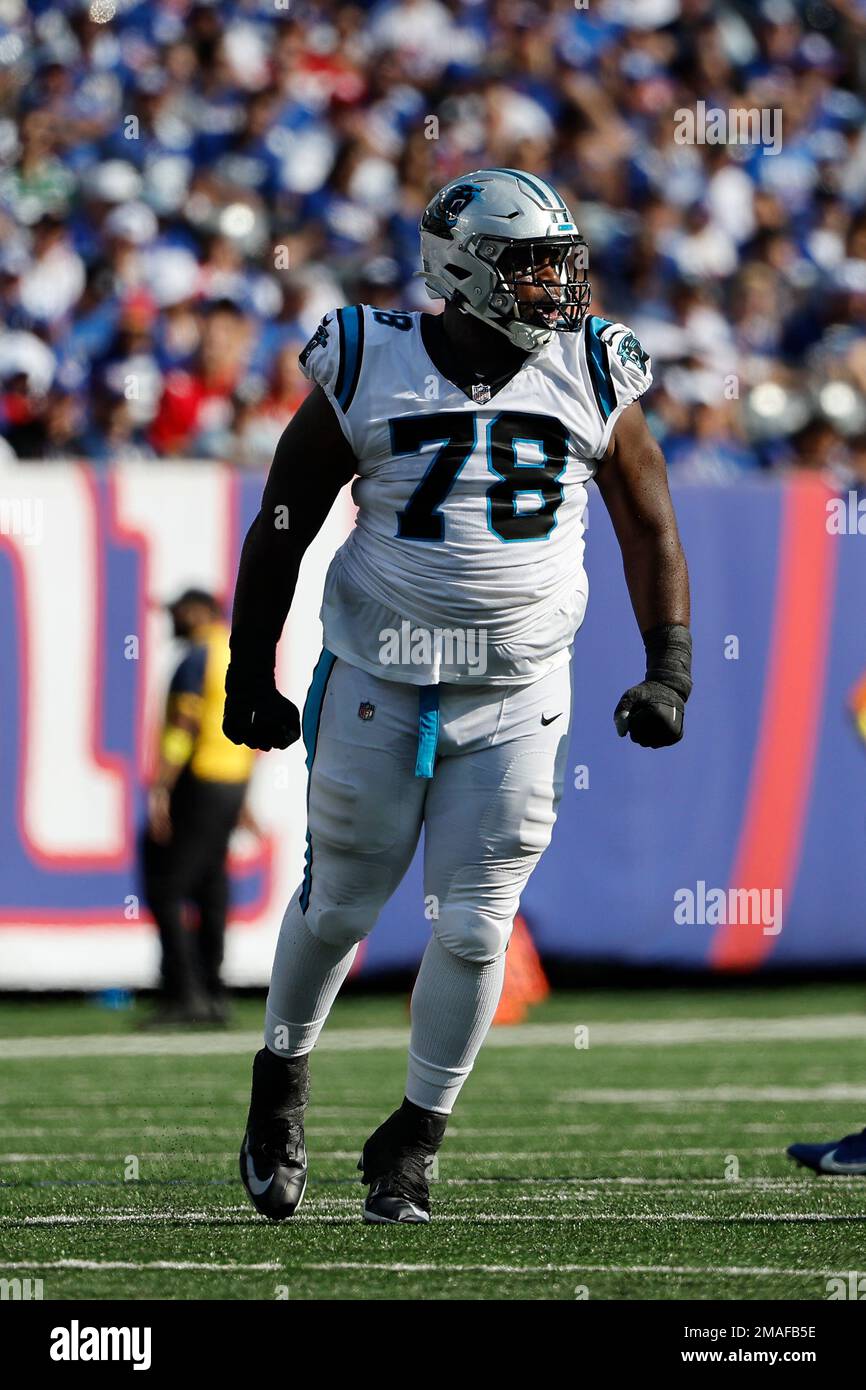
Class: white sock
264,895,358,1057
406,935,506,1114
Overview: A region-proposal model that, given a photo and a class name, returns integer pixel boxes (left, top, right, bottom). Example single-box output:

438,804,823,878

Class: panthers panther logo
299,314,332,368
423,183,482,238
617,332,649,376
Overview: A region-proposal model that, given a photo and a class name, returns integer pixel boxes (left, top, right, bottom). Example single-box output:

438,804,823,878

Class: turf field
2,985,866,1302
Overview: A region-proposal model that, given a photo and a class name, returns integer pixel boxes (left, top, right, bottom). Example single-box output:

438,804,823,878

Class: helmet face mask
479,236,591,339
419,169,593,351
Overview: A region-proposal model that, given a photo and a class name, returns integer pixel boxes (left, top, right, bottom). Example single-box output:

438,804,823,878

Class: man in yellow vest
142,588,257,1025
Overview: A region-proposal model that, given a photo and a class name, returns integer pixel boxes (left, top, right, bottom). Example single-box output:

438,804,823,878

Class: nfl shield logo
471,382,492,405
358,701,375,721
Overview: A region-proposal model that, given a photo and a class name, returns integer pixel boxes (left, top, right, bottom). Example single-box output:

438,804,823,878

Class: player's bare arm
596,400,692,749
222,385,356,752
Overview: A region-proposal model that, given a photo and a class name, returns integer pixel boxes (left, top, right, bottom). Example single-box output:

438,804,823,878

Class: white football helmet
419,168,591,351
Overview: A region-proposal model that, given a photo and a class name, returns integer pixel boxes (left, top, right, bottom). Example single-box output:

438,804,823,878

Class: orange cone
493,914,550,1026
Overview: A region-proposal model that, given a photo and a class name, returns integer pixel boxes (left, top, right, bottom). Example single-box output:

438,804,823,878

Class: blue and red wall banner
1,465,864,986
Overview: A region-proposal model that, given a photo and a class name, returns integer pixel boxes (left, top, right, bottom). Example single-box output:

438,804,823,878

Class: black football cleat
787,1127,866,1175
358,1098,447,1224
240,1047,309,1221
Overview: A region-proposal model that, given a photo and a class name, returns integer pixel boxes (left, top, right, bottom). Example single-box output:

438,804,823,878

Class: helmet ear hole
444,263,471,281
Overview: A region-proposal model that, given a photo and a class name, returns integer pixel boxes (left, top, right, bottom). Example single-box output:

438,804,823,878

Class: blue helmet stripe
538,175,566,210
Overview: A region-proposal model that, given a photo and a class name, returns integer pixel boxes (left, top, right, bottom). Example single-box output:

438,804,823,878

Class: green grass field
2,985,866,1301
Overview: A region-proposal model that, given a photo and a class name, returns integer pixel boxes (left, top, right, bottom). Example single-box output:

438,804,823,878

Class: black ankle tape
400,1097,448,1148
255,1047,310,1110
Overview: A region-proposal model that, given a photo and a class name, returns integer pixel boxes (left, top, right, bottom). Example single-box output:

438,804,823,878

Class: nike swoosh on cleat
818,1148,866,1174
541,712,562,726
244,1148,275,1196
363,1202,430,1224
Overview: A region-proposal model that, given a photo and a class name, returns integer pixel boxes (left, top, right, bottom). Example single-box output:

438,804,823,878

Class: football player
224,170,692,1223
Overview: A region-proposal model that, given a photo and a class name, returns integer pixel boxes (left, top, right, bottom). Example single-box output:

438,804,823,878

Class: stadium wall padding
1,464,863,987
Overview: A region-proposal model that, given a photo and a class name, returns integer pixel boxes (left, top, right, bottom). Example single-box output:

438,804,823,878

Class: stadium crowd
1,0,865,481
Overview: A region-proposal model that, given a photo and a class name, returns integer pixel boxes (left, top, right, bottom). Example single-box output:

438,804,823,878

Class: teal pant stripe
300,649,336,913
415,685,440,779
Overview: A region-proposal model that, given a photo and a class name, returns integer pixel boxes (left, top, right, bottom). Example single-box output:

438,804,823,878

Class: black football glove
223,637,300,752
614,623,692,749
614,680,685,747
223,673,300,751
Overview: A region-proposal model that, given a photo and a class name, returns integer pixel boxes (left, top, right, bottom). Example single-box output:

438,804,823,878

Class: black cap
166,587,222,614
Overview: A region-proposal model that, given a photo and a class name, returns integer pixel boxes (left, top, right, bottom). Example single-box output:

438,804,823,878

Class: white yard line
1,1122,840,1140
302,1260,847,1278
438,1177,860,1188
557,1085,866,1104
0,1178,845,1193
4,1013,866,1059
0,1258,280,1273
0,1146,792,1163
3,1209,863,1226
0,1257,852,1280
0,1153,228,1162
0,1179,844,1197
0,1125,603,1139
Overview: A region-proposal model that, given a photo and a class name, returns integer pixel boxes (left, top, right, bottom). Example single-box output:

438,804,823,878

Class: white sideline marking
3,1210,864,1227
0,1178,844,1194
2,1122,844,1141
0,1258,280,1273
557,1085,866,1104
445,1183,844,1197
4,1013,866,1059
409,1145,794,1161
0,1125,603,1140
0,1146,790,1164
441,1178,859,1190
0,1258,849,1281
0,1209,254,1226
303,1261,844,1278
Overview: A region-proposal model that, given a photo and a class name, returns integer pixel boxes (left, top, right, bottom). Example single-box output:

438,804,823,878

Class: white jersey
299,305,652,685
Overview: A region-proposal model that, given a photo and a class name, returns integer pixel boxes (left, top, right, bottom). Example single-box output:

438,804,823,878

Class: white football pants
264,653,571,1110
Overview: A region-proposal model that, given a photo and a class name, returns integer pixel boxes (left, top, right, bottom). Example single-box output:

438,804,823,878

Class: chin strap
457,294,552,351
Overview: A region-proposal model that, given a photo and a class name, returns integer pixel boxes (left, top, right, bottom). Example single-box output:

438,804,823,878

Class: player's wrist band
227,627,278,687
642,623,693,702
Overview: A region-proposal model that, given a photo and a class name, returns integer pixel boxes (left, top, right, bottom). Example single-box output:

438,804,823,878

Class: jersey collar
419,313,533,404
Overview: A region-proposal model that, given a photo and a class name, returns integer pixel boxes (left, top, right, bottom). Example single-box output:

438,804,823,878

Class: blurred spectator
0,0,863,471
149,297,252,456
233,342,312,467
79,384,156,464
1,382,83,460
17,215,86,327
